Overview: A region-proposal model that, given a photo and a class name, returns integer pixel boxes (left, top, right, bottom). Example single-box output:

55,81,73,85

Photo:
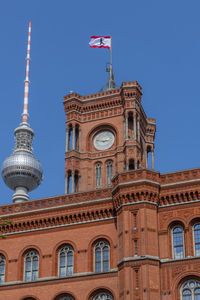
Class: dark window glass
94,292,113,300
173,226,184,259
0,254,5,284
181,280,200,300
194,224,200,256
24,250,39,281
96,163,102,187
59,245,74,277
94,241,110,273
106,161,113,185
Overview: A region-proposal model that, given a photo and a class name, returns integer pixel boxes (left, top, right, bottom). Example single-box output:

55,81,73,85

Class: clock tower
64,81,156,193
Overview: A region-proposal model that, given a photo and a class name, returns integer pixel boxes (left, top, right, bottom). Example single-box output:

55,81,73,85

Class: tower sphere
1,150,42,192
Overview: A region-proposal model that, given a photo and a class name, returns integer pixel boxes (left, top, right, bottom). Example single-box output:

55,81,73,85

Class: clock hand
96,138,111,142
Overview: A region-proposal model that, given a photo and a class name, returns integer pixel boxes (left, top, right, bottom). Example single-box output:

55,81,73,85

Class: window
106,160,113,185
94,240,110,273
128,159,135,170
56,296,74,300
93,292,113,300
181,279,200,300
0,254,5,284
96,163,102,188
172,226,184,259
24,250,39,281
59,245,74,277
194,224,200,256
128,112,134,139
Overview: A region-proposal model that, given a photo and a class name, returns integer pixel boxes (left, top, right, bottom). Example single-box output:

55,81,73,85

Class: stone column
123,120,126,141
65,175,68,194
71,172,75,193
79,129,81,152
151,151,154,170
125,115,128,140
72,125,75,150
137,118,140,142
78,175,81,192
134,114,137,140
65,126,69,152
146,149,148,168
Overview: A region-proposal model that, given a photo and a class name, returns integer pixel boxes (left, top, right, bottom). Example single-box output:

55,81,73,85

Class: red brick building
0,81,200,300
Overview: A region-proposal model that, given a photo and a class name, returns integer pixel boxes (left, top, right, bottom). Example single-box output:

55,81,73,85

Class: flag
89,36,111,49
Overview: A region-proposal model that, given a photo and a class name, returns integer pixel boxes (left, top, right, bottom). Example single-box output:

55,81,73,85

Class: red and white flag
89,36,111,49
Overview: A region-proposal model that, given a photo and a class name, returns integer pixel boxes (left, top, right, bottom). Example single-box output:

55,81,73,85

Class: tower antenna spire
22,21,31,124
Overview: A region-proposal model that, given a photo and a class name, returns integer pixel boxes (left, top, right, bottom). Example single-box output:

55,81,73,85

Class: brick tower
64,81,156,193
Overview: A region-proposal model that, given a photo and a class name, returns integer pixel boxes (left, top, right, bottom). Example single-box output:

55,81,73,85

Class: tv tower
1,22,43,203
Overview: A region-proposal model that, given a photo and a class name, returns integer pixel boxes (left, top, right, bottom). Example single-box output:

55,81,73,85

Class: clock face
94,131,115,150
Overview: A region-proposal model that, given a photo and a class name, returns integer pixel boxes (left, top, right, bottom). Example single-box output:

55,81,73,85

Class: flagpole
110,36,112,90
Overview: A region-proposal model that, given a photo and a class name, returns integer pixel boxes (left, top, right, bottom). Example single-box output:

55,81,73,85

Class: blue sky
0,0,200,205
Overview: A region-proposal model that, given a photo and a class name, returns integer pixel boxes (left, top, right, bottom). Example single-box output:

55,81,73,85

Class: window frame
106,160,113,186
93,291,113,300
95,162,102,188
0,254,5,284
180,279,200,300
172,225,185,259
58,244,74,277
56,295,75,300
193,223,200,257
93,240,110,273
24,249,39,282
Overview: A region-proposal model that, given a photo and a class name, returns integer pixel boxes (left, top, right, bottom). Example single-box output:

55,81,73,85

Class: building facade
0,81,200,300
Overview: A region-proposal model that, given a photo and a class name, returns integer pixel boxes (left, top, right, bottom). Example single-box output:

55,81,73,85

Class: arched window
68,124,73,151
147,146,152,169
194,224,200,256
181,279,200,299
94,240,110,273
75,124,79,151
67,170,72,194
128,112,134,139
55,295,75,300
74,170,79,192
96,163,102,188
0,254,5,284
59,245,74,277
106,160,113,185
93,292,113,300
24,250,39,281
172,226,184,259
129,159,135,170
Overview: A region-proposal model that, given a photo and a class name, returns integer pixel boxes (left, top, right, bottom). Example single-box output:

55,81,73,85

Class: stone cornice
2,216,116,236
117,255,200,267
0,269,118,289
